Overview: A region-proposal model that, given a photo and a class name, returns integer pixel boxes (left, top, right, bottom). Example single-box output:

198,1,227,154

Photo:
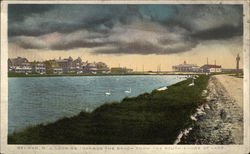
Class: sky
8,4,243,71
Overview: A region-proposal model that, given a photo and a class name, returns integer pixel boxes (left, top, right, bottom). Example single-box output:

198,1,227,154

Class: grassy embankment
8,75,210,144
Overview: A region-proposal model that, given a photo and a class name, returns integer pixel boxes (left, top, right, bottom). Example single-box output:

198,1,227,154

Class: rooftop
202,64,222,68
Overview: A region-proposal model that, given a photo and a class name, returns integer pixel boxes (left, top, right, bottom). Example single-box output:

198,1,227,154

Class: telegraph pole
236,54,240,76
214,60,216,73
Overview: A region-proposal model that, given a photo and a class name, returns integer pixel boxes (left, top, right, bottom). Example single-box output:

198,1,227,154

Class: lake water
8,75,184,133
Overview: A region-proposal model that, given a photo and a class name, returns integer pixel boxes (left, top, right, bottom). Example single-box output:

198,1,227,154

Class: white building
200,64,222,73
32,63,46,74
52,67,63,74
14,63,32,74
8,57,31,73
172,61,201,72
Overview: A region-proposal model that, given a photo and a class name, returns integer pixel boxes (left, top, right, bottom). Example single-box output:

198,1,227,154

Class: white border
1,1,249,154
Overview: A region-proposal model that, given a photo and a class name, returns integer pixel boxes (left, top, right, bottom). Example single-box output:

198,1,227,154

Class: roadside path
181,75,243,144
215,75,243,108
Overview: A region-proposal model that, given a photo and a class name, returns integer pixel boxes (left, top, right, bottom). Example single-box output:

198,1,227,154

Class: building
8,57,29,66
72,57,83,73
56,56,73,73
96,62,110,73
32,63,46,74
172,61,200,72
8,57,32,74
52,67,63,74
200,64,222,73
14,63,32,74
8,57,29,71
8,56,112,75
111,67,133,74
85,63,98,74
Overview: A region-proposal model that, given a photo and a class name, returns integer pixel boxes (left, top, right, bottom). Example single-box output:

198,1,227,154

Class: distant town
8,56,242,75
8,56,133,75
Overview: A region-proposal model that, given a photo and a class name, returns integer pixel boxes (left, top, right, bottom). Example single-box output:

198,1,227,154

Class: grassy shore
8,75,210,144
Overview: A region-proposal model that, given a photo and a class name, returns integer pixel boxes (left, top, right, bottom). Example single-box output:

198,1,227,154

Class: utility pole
214,60,216,73
236,53,240,76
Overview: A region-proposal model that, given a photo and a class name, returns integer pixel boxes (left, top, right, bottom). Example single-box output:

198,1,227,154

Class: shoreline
8,75,210,144
8,72,207,78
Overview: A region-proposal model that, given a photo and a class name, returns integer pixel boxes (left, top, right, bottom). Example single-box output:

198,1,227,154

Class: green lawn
8,75,210,144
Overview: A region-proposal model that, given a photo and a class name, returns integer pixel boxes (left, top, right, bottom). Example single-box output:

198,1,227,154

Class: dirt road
181,75,243,144
215,75,243,108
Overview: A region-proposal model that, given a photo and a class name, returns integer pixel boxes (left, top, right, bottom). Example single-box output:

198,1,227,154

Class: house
8,57,29,72
8,57,32,74
96,62,110,73
85,63,98,74
8,57,29,66
72,57,83,73
56,56,73,73
200,64,222,73
32,63,46,74
172,61,201,72
14,62,32,74
52,67,63,74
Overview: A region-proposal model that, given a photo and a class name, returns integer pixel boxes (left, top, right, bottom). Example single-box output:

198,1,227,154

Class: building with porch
200,64,222,73
32,63,46,74
172,61,201,72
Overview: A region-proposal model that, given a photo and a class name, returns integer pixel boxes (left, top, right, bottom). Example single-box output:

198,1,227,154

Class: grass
8,75,210,144
228,73,244,78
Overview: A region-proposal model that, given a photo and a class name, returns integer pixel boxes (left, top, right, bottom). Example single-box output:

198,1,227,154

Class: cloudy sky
8,4,243,71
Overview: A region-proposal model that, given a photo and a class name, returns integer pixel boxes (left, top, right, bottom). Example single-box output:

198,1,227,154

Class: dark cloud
15,41,44,50
8,4,55,22
161,5,243,39
50,41,111,50
8,4,243,55
95,40,198,55
8,5,145,37
191,25,243,40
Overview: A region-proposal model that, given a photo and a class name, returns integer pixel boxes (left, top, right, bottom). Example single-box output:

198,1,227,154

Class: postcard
1,0,249,154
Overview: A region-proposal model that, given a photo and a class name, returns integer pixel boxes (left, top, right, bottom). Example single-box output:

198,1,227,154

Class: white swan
105,89,111,96
188,79,195,87
157,86,168,91
125,88,131,94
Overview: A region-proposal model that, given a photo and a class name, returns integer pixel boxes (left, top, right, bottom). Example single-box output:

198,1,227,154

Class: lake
8,75,184,133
